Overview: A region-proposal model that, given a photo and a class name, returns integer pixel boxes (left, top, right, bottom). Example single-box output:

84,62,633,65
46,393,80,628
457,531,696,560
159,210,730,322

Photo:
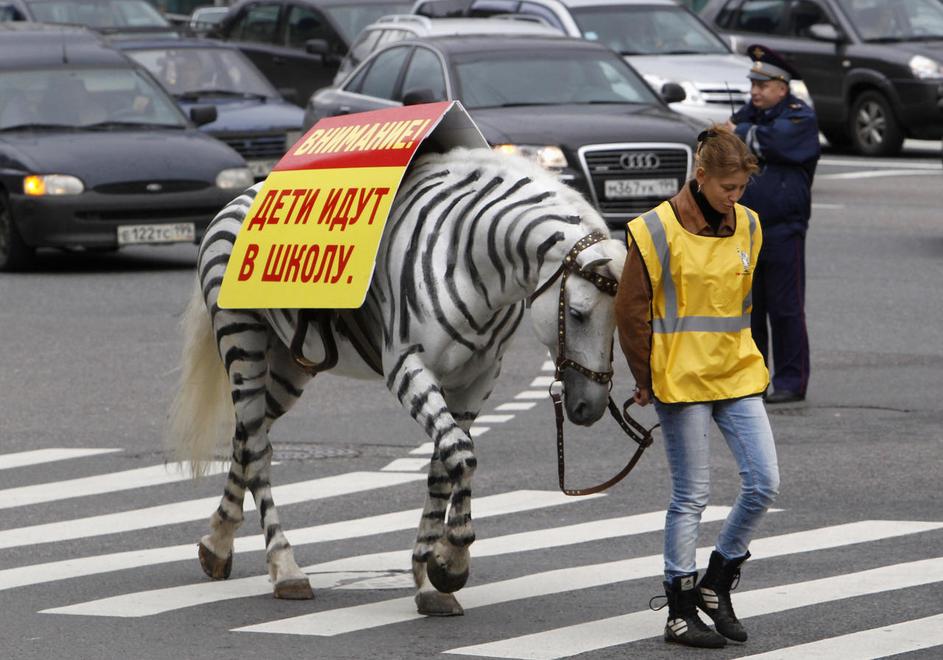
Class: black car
0,24,253,270
210,0,413,105
306,34,701,228
698,0,943,156
0,0,179,38
115,37,305,180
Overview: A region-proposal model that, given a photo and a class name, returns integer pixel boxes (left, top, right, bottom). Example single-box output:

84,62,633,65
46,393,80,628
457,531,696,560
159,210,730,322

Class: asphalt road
1,142,941,660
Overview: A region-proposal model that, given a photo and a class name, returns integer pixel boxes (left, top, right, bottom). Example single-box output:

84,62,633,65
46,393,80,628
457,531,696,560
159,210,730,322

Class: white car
332,13,562,84
413,0,813,124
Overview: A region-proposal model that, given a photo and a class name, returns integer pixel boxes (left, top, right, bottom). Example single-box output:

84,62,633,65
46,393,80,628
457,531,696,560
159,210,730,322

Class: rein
530,231,659,496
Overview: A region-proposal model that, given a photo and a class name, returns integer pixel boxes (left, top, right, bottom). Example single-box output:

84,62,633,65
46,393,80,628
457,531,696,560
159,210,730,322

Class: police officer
728,44,820,404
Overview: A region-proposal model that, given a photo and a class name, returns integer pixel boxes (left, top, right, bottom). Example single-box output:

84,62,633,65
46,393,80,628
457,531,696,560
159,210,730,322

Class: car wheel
0,192,33,271
848,91,904,157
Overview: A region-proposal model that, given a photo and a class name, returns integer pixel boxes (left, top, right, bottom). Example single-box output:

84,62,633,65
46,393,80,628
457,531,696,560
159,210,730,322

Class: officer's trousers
751,233,809,395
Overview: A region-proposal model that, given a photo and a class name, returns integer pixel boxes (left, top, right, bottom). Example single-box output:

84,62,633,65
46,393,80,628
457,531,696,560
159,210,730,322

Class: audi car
305,34,701,228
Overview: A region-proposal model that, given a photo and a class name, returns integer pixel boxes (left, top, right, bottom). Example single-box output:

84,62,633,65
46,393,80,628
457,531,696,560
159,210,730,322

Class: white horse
168,147,626,615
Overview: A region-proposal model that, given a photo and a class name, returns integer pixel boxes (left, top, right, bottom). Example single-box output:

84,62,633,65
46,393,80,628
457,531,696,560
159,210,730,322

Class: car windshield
26,0,171,29
127,47,278,98
322,2,413,42
838,0,943,42
570,5,730,55
454,50,659,109
0,67,186,130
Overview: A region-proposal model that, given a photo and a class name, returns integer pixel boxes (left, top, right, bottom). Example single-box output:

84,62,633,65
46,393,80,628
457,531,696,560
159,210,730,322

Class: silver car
413,0,813,124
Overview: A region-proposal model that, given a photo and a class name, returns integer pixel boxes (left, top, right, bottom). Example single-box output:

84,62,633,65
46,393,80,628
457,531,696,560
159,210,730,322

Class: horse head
531,232,626,426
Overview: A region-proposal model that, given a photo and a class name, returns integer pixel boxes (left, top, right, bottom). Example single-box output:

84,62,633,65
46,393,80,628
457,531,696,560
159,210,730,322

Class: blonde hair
695,123,759,178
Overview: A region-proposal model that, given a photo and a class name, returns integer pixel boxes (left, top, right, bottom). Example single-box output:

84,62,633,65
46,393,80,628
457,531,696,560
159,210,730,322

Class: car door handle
333,106,351,116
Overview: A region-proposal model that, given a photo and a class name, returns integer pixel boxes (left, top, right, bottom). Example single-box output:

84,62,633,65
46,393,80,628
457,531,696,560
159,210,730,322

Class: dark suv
698,0,943,156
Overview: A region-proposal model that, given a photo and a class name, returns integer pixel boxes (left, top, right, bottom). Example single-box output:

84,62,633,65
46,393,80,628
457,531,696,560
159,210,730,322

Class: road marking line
0,471,424,551
235,520,941,638
496,402,537,412
530,377,555,387
469,427,490,437
408,443,434,455
1,490,599,593
817,170,939,180
0,461,228,510
734,613,943,659
541,361,555,371
819,157,941,169
515,391,547,400
45,505,708,617
475,415,515,424
380,458,428,472
447,555,943,659
0,448,122,471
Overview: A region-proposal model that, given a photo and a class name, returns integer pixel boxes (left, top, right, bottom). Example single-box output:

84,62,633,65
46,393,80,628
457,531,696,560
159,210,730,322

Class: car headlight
23,174,84,196
216,167,254,190
493,144,568,170
910,55,943,80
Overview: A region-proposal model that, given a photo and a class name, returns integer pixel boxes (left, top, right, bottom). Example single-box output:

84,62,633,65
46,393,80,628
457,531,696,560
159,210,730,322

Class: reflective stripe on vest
628,202,768,403
639,207,758,335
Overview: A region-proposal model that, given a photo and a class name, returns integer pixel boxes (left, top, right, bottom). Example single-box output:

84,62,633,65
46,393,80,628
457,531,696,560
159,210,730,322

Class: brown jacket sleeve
614,236,653,390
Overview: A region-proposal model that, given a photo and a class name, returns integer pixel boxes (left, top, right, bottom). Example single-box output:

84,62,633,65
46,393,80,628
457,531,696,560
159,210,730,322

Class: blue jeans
655,395,780,581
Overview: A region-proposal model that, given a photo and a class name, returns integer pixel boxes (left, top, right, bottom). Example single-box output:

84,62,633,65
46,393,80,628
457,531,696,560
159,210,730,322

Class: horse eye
569,308,585,323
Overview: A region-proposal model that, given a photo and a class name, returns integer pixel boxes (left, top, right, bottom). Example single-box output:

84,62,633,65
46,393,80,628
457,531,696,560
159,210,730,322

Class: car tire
0,191,33,271
848,90,904,157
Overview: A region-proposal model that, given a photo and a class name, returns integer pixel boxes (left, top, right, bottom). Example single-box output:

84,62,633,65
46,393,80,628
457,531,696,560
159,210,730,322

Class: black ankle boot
697,550,750,642
661,573,726,648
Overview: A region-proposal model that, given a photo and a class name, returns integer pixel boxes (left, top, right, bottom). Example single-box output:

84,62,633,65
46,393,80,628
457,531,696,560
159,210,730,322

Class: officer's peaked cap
746,43,797,83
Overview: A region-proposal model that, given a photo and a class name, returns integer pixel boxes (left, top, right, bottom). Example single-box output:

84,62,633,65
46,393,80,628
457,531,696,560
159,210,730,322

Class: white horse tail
165,281,234,476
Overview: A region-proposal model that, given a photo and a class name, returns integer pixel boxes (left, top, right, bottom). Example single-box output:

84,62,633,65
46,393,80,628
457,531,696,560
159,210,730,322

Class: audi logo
620,152,661,171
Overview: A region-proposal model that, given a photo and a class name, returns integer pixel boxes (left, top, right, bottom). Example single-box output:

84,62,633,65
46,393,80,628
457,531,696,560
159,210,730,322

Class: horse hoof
415,591,464,616
426,552,469,594
274,578,314,600
198,542,232,580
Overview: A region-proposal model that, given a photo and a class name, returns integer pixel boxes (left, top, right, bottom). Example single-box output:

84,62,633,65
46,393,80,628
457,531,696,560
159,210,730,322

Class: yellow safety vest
627,201,769,403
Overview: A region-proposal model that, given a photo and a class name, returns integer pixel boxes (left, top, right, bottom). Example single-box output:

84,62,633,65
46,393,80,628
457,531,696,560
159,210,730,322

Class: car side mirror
402,88,443,106
660,82,686,105
189,105,218,126
808,23,842,42
306,38,341,65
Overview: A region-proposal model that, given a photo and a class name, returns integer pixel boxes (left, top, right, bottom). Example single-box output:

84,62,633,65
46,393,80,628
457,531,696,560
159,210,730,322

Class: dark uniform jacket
731,94,820,239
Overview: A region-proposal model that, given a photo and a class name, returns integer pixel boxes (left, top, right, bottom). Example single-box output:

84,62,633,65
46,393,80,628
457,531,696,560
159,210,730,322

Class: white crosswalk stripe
0,471,424,550
445,556,943,659
43,506,725,617
733,613,943,659
234,520,943,637
0,461,227,509
1,490,598,592
0,448,122,470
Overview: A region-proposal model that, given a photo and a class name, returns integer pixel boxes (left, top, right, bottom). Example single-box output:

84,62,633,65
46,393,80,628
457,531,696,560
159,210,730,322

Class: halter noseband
529,231,618,385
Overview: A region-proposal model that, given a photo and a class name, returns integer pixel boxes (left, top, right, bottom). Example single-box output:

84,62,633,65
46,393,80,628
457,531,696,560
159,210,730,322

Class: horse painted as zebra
168,146,627,616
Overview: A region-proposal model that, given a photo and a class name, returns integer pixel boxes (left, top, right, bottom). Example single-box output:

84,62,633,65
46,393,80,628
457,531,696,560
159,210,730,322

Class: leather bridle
529,231,658,496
